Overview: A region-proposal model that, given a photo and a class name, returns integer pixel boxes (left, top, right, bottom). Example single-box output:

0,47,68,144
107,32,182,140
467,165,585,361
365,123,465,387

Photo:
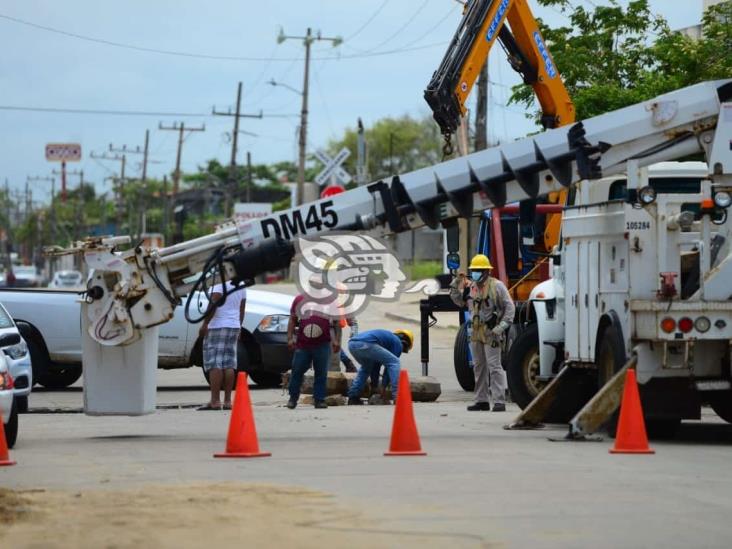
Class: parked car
0,287,293,389
11,266,43,288
0,355,18,449
48,270,84,289
0,302,32,412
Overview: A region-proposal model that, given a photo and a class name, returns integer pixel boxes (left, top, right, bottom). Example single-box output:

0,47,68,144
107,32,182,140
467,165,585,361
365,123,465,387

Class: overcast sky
0,0,701,201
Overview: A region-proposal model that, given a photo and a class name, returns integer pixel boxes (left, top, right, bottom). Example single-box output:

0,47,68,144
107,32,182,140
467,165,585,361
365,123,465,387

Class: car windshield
0,304,14,329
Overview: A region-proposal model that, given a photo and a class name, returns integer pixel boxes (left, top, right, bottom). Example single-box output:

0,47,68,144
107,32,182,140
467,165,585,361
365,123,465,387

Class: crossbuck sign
314,148,352,186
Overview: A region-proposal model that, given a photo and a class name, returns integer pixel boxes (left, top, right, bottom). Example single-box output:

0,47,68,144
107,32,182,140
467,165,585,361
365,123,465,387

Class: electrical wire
344,0,391,41
0,105,298,118
353,0,430,54
0,12,447,62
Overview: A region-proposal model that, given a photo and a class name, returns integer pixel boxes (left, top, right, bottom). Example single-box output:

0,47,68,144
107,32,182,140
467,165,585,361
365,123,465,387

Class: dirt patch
0,483,479,549
0,488,35,525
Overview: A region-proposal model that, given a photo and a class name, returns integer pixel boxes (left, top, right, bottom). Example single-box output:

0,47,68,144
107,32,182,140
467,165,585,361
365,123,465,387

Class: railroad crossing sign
45,143,82,162
314,148,352,186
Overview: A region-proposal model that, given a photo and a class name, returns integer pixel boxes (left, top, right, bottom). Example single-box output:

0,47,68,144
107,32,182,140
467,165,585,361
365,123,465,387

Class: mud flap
504,365,597,429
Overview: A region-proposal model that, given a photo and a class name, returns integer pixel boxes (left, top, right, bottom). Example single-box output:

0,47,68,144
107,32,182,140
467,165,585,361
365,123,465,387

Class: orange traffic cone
385,370,426,456
610,369,655,454
0,411,16,467
214,372,271,458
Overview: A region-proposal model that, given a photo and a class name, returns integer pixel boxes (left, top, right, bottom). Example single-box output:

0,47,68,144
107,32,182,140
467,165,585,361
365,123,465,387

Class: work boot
347,397,363,405
492,403,506,412
314,400,328,409
467,402,491,411
286,398,297,409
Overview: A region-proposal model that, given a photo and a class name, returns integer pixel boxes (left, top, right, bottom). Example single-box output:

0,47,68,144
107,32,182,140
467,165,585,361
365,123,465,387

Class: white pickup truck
0,287,294,388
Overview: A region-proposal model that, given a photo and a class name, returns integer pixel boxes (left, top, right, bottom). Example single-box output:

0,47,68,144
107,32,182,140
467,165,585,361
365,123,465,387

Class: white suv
1,354,17,449
0,302,32,412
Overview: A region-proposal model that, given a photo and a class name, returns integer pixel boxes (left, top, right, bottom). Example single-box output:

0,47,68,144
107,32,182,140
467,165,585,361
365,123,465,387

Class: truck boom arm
71,80,731,347
424,0,575,144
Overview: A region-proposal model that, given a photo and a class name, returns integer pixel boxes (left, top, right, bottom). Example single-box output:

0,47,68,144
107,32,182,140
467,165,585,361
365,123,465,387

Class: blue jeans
347,341,400,399
289,343,331,401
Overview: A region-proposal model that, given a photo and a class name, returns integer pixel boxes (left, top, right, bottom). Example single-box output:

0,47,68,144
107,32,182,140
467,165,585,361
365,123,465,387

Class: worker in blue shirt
347,329,413,405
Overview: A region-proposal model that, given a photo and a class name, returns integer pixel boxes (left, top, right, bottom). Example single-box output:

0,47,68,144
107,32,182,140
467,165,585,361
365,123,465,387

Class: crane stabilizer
72,80,729,349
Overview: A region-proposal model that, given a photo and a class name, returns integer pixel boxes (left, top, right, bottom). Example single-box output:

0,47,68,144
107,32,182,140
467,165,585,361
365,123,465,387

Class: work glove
491,326,504,337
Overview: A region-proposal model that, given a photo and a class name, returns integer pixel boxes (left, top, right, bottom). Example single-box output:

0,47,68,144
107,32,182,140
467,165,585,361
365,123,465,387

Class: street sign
45,143,82,162
320,184,345,198
314,148,352,186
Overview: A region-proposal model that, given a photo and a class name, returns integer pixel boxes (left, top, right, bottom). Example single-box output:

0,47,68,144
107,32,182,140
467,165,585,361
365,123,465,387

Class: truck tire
596,323,627,437
248,370,283,388
16,395,28,414
453,323,475,392
4,399,18,449
506,323,546,409
21,328,82,389
37,366,82,389
708,391,732,423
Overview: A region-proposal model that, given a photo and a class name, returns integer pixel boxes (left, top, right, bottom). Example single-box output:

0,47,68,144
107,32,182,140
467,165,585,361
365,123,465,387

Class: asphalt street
3,284,732,548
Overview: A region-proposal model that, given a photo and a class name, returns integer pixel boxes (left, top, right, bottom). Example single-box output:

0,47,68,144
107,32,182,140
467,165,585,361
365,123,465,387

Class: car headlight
257,314,290,333
3,340,28,360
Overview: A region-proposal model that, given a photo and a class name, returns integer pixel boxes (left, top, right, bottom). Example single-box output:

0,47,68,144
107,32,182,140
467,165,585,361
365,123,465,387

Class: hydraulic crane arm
67,80,731,348
424,0,575,151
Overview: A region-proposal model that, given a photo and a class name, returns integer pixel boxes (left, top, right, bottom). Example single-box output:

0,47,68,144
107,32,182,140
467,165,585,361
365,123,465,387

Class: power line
0,105,298,118
397,3,461,50
354,0,431,54
344,0,392,41
0,12,447,62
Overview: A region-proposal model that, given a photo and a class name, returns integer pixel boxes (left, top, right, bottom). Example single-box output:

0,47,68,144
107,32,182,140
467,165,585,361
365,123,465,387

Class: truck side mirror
446,252,460,271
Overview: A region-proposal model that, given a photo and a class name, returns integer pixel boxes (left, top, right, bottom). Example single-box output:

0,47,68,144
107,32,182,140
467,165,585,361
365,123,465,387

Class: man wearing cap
346,329,413,405
450,254,515,412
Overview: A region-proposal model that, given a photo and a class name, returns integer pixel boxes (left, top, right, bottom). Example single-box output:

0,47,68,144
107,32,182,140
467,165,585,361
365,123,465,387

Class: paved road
4,284,732,548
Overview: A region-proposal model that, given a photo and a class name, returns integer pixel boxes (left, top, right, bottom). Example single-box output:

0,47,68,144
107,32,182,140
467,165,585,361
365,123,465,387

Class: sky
0,0,702,203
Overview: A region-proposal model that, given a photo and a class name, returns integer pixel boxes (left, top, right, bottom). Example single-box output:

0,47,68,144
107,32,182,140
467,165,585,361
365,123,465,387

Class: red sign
45,143,82,162
320,185,345,198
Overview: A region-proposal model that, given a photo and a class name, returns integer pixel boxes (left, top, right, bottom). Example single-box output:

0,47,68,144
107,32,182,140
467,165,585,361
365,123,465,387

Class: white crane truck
58,80,732,434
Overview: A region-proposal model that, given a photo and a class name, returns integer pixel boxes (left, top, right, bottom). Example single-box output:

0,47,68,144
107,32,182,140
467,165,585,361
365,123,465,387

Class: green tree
511,0,732,121
328,115,443,182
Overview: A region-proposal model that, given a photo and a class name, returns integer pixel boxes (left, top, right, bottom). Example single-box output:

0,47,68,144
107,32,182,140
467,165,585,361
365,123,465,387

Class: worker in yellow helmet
346,328,413,405
449,254,515,412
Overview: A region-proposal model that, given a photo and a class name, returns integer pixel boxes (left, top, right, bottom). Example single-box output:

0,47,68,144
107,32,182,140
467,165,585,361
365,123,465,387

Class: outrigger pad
504,366,597,429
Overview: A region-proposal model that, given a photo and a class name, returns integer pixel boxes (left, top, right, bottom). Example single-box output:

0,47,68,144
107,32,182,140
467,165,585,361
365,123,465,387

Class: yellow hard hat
469,254,493,270
394,329,414,352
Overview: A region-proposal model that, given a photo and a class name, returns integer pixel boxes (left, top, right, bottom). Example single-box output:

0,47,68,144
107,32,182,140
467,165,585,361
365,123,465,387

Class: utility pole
276,27,342,206
91,151,127,233
1,179,11,277
356,118,368,186
158,122,206,200
474,64,489,151
109,130,150,181
246,151,253,203
213,82,262,216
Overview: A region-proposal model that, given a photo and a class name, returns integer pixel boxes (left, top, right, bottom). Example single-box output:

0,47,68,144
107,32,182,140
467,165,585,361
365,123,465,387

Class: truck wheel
596,324,627,436
506,323,546,409
708,391,732,423
16,396,28,414
248,370,283,388
37,366,82,389
453,323,475,392
4,399,18,449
